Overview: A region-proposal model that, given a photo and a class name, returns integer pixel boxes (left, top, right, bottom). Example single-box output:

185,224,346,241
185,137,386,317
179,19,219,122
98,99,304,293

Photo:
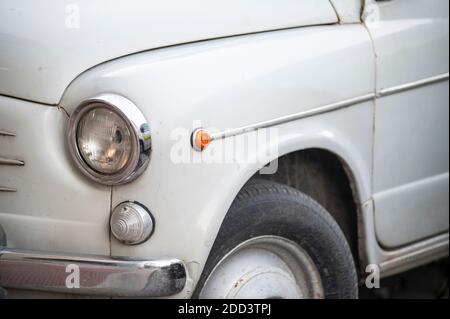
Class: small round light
77,107,133,174
110,202,154,245
192,128,211,151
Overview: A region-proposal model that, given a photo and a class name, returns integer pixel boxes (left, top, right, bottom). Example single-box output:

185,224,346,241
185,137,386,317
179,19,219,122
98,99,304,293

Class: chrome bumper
0,247,186,298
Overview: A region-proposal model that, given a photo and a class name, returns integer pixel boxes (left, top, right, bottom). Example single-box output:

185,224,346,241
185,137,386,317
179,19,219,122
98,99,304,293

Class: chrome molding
378,73,449,97
67,94,152,185
0,157,24,166
210,94,376,141
205,73,449,142
0,131,15,137
0,247,186,297
379,233,449,278
0,187,17,193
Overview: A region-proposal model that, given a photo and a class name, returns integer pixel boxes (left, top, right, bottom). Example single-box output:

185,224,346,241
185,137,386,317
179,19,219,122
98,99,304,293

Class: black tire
194,179,358,299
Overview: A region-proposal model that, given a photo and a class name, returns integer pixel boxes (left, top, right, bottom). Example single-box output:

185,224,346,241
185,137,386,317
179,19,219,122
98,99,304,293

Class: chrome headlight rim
67,94,151,185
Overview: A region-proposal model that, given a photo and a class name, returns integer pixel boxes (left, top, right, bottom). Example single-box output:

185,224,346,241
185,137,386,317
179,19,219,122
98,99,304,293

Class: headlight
77,107,133,174
67,94,151,185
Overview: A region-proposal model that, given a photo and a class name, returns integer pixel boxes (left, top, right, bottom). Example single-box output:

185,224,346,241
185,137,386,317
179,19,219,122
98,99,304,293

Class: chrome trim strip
0,247,186,297
0,157,25,166
379,233,449,278
0,131,16,137
210,93,375,141
208,73,449,142
378,73,449,97
0,187,17,193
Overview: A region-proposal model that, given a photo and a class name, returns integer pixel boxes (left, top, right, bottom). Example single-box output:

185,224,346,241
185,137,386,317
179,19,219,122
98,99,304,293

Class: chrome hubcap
200,236,324,299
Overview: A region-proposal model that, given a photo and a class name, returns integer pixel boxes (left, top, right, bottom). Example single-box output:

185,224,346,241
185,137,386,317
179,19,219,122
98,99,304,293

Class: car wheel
195,179,358,299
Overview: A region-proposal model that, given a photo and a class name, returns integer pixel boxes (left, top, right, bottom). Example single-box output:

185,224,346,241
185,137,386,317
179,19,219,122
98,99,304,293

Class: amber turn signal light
192,128,211,152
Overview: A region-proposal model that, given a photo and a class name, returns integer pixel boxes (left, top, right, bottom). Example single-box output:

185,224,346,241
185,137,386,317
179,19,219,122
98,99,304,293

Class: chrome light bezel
67,94,151,185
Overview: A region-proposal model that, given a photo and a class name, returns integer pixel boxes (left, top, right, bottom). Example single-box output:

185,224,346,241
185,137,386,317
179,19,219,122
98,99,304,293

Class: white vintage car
0,0,448,299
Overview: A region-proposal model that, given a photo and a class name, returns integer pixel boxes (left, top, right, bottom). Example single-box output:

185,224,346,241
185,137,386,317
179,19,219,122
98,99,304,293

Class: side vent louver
0,130,23,193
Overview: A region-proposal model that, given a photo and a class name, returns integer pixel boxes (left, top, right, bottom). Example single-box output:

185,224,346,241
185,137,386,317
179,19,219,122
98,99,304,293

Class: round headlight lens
77,107,133,174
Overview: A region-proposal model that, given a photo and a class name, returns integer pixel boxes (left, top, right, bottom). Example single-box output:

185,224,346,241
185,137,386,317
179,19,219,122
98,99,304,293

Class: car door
366,0,449,248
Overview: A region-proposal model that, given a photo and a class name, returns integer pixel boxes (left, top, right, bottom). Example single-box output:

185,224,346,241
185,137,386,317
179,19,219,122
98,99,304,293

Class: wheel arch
203,125,373,282
252,148,364,271
194,146,365,297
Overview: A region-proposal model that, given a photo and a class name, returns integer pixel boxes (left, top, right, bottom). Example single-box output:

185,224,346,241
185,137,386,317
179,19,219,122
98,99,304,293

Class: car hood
0,0,337,105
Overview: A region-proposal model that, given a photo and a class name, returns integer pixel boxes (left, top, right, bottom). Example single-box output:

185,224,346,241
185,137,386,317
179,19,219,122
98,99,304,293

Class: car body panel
366,0,450,248
367,0,449,90
0,0,448,298
0,97,111,256
0,0,337,105
59,25,375,290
